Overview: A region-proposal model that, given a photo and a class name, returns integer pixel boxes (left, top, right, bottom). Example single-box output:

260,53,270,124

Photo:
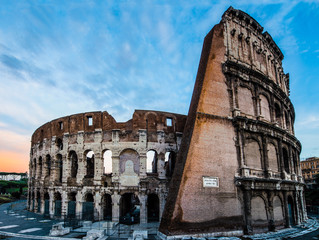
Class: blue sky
0,0,318,172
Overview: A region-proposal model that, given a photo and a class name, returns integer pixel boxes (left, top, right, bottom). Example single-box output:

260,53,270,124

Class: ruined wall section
31,110,186,146
29,109,186,223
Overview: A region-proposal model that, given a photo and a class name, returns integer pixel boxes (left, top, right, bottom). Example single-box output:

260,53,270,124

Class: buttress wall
159,7,305,237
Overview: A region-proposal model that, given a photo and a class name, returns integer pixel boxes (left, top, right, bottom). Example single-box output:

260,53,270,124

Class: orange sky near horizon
0,150,29,173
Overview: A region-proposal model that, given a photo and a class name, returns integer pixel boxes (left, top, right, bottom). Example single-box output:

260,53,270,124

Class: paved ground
0,200,318,239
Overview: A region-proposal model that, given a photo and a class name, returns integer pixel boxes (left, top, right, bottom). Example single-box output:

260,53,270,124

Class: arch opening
70,151,78,178
68,192,77,218
120,193,140,224
85,151,94,178
54,192,62,217
147,150,158,173
165,151,176,177
147,193,159,222
82,193,94,221
102,194,112,221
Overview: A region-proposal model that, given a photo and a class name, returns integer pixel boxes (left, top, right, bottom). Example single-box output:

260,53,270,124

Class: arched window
244,140,262,169
32,158,36,178
45,155,51,178
274,103,281,126
86,151,94,178
285,112,290,131
103,150,112,174
56,138,63,150
165,151,176,177
38,157,42,179
238,87,254,116
268,143,278,172
147,150,157,173
282,148,290,173
56,154,63,183
260,95,271,121
70,151,78,178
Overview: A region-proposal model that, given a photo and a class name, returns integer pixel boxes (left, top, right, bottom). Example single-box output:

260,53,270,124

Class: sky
0,0,319,173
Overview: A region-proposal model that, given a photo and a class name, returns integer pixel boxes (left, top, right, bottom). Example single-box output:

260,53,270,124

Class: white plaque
203,176,219,188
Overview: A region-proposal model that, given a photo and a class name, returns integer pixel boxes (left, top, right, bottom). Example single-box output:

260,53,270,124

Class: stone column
112,192,120,222
157,153,166,179
243,188,252,234
49,190,54,218
267,192,275,231
95,192,102,221
94,153,102,185
299,188,307,221
77,152,84,184
61,191,68,219
111,155,120,182
159,185,166,219
139,153,147,179
34,191,38,213
294,190,301,225
61,155,68,184
139,193,147,224
76,191,83,220
40,192,45,214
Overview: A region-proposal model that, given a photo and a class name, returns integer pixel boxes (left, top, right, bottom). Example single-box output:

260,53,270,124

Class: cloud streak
0,0,319,172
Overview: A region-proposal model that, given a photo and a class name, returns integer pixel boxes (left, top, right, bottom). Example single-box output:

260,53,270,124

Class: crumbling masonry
28,110,186,223
28,7,306,238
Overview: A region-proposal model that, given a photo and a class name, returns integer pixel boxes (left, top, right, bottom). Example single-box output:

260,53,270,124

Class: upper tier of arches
31,110,187,146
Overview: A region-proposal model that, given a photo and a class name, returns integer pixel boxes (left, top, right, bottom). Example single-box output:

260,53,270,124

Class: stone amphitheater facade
29,7,306,237
159,7,306,237
28,110,186,223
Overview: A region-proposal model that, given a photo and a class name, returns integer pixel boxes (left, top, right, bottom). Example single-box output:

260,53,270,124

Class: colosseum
28,110,187,224
28,6,306,238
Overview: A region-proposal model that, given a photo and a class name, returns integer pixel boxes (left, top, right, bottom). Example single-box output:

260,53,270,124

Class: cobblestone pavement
0,200,318,239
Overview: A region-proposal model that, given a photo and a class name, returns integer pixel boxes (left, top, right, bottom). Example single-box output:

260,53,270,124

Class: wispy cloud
0,0,319,171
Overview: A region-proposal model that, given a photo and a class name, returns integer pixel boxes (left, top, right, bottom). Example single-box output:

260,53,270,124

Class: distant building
301,157,319,187
0,172,28,181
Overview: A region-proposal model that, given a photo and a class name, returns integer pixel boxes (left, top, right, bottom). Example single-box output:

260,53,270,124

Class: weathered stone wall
28,110,186,223
159,7,305,237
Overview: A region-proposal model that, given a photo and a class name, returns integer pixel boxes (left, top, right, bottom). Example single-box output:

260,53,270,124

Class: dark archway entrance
102,194,112,221
120,193,140,224
283,148,289,173
44,192,50,217
288,196,295,226
68,192,77,218
147,193,159,222
82,193,94,221
54,192,62,217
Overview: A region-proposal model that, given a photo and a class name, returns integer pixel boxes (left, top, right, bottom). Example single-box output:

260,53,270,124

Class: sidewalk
0,200,318,240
